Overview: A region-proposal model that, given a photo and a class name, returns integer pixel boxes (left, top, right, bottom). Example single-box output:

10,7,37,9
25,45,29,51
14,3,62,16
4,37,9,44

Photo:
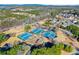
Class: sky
0,0,79,5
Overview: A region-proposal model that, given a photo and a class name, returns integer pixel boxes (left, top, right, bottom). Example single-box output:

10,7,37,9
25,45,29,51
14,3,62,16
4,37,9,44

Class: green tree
24,24,31,32
42,20,52,27
31,43,62,55
50,9,62,17
64,45,73,52
66,25,79,38
0,33,6,43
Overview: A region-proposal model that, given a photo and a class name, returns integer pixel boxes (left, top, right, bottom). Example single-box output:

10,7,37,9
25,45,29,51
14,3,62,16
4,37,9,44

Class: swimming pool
32,28,44,34
18,32,32,41
43,31,56,39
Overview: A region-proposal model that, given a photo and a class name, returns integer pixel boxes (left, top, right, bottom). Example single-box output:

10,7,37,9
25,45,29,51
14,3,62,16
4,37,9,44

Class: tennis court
31,28,44,34
43,31,56,39
18,32,32,41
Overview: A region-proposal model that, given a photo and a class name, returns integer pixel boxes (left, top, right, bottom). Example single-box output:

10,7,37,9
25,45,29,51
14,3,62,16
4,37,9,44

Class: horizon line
0,4,79,6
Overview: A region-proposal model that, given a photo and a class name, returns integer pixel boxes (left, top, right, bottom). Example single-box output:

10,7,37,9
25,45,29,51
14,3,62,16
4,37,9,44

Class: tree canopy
31,43,73,55
0,33,6,43
66,25,79,38
24,24,31,32
42,20,52,27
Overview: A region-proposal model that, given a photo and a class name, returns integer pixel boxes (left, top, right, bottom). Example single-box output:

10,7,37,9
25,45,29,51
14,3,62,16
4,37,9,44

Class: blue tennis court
32,28,44,34
43,31,56,39
18,32,32,41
